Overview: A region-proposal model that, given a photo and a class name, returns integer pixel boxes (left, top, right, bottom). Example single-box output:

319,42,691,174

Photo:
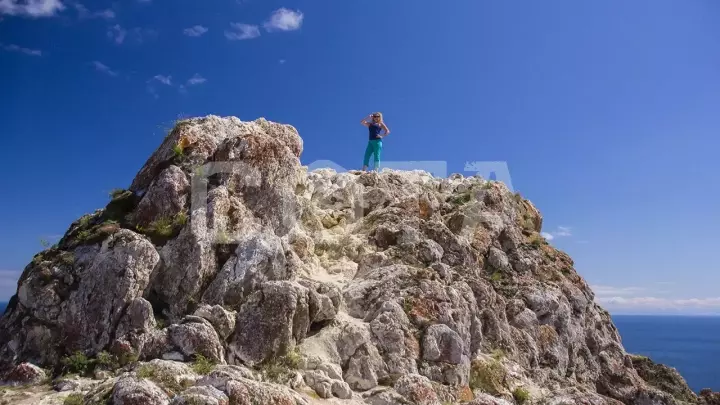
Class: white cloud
184,25,208,37
555,226,571,237
92,61,117,76
591,283,720,313
187,74,206,85
597,296,720,310
147,75,171,98
225,23,260,40
0,0,64,17
107,24,126,44
542,226,572,241
74,3,113,19
107,25,156,45
591,284,646,297
0,270,21,301
152,75,172,85
263,8,303,32
279,59,286,64
1,43,42,56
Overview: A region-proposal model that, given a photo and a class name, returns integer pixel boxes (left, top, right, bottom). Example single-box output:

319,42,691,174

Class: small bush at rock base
135,363,192,396
260,349,302,383
136,211,189,241
63,393,84,405
135,365,155,379
191,354,215,375
469,358,506,395
528,233,546,248
95,351,118,371
61,352,91,375
448,192,472,206
513,387,530,404
145,217,174,237
109,189,128,200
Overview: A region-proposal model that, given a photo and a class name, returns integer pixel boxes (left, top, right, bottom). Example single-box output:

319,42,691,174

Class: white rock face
0,116,711,405
112,376,170,405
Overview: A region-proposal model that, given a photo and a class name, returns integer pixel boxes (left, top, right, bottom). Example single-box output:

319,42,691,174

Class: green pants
363,139,383,169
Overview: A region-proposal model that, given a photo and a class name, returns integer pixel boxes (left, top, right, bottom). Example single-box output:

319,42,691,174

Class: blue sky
1,0,719,315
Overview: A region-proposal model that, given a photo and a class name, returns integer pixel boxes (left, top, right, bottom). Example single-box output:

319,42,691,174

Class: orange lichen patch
471,228,492,253
540,244,558,260
96,223,120,235
404,296,440,323
404,383,438,404
177,134,195,150
538,324,559,349
418,196,434,220
457,385,475,402
242,134,294,168
405,333,421,358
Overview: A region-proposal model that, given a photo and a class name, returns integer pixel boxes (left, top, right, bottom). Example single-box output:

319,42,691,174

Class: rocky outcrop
631,355,698,403
0,115,715,404
112,376,170,405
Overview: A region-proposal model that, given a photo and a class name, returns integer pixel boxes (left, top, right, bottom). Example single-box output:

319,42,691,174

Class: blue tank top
368,123,383,140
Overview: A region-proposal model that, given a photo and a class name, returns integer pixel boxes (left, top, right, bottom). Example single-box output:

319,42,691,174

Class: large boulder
227,281,310,366
112,376,170,405
58,230,158,353
202,231,287,308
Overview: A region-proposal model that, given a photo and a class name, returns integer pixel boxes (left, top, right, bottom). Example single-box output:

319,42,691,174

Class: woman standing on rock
361,112,390,172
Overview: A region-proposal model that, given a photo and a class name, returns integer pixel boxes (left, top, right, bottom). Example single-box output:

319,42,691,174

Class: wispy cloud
152,75,172,86
1,43,42,56
183,25,208,37
92,61,117,76
263,8,303,32
186,74,206,85
107,25,156,45
74,3,114,19
591,285,646,297
279,59,286,64
107,24,126,44
146,75,172,99
0,0,64,17
542,226,572,241
225,23,260,40
149,74,205,98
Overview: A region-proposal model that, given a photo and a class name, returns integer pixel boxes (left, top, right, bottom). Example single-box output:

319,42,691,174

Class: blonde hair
373,112,383,122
